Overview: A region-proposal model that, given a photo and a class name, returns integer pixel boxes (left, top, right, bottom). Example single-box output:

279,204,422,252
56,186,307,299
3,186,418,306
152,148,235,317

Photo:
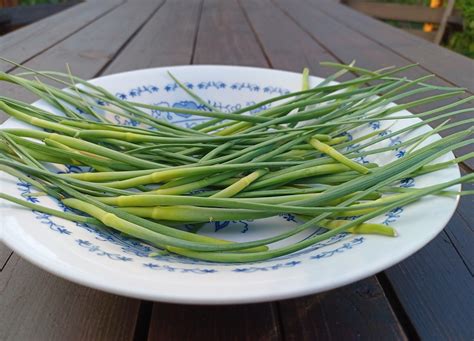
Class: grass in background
447,0,474,58
370,0,473,58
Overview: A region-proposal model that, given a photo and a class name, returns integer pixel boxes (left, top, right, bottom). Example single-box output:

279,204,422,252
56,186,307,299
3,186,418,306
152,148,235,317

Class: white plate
0,65,460,304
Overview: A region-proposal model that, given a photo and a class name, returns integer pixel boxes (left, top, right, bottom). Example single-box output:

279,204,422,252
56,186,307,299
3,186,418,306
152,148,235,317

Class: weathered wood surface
315,0,474,93
148,303,282,340
0,0,472,339
385,229,474,340
193,0,267,67
239,0,342,77
103,0,202,74
0,0,163,119
278,277,408,340
0,254,140,341
0,244,11,271
0,0,123,73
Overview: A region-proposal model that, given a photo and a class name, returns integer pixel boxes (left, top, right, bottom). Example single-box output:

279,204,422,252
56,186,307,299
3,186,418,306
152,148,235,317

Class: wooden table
1,0,473,339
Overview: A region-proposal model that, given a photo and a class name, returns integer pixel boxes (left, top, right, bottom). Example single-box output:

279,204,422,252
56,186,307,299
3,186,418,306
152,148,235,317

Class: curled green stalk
211,169,268,198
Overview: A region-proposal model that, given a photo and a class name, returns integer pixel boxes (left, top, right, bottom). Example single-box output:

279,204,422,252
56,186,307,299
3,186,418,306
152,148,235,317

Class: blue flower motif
395,149,406,158
143,263,159,269
172,101,200,117
233,261,302,273
214,220,251,233
311,237,364,259
33,211,72,234
143,263,217,274
65,165,84,173
369,121,381,130
77,239,91,247
379,129,391,136
383,207,404,225
56,226,71,234
389,136,402,147
280,213,296,222
355,155,370,164
214,221,230,232
76,239,132,262
116,93,127,100
400,177,415,188
240,221,249,233
25,196,40,203
130,119,140,126
342,131,353,141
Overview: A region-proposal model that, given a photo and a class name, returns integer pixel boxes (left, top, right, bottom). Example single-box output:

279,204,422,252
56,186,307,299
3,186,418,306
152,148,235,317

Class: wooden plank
444,213,474,275
276,0,432,75
104,0,202,75
0,0,123,73
384,229,474,340
0,243,12,271
12,0,163,79
0,0,164,121
443,169,474,274
279,277,407,340
239,0,343,78
343,0,449,23
148,303,281,340
0,254,140,341
192,0,267,67
275,0,474,169
314,0,474,93
456,168,474,228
